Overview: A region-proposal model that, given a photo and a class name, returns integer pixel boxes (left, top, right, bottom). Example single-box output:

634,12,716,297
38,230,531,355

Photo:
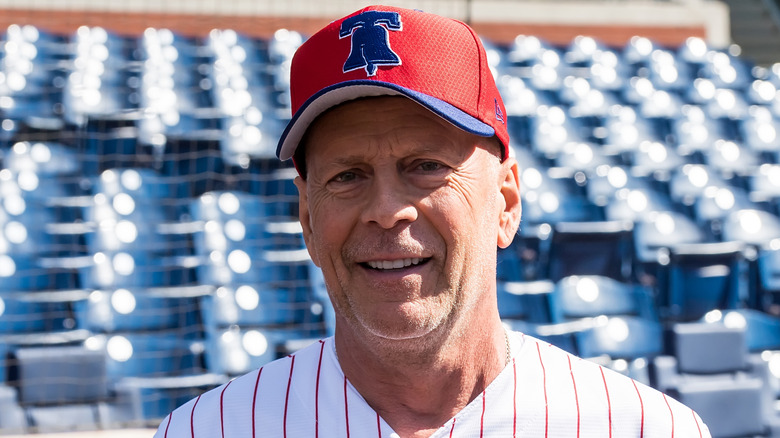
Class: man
156,6,710,437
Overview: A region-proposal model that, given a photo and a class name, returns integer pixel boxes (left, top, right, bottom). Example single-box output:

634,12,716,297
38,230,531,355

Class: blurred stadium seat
654,322,770,437
2,4,780,433
661,241,748,321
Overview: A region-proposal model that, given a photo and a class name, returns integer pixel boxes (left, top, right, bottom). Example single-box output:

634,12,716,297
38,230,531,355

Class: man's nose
360,176,418,229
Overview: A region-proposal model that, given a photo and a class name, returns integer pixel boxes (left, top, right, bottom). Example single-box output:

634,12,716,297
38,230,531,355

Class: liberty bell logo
340,11,403,76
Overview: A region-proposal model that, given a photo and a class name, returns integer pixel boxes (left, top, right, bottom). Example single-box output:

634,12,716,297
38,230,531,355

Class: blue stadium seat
87,331,205,379
671,104,727,156
12,345,107,405
633,210,708,265
553,141,614,173
190,190,271,255
703,139,760,178
758,245,780,291
520,166,601,225
506,35,564,91
91,168,190,214
0,385,26,433
200,283,319,327
0,202,59,256
26,405,99,433
3,141,81,179
676,37,709,64
654,322,768,437
549,275,657,322
692,184,756,234
575,315,663,360
73,287,204,333
497,78,544,118
748,163,780,213
496,280,554,323
109,373,225,423
622,36,657,66
0,254,78,292
502,319,578,355
623,77,684,119
546,220,634,282
258,168,300,220
672,320,750,372
600,106,660,155
740,105,780,156
645,48,695,91
497,242,526,282
669,163,730,205
698,49,754,90
721,209,780,247
83,170,194,260
78,250,196,290
703,308,780,352
196,240,312,287
661,241,747,321
204,326,289,376
628,140,688,178
530,106,585,157
0,291,73,334
602,184,677,223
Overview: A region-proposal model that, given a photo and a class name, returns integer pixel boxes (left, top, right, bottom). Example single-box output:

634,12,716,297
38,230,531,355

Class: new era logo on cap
340,11,403,76
276,5,510,166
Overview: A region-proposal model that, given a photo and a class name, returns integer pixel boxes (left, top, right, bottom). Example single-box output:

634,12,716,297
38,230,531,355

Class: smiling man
156,5,710,437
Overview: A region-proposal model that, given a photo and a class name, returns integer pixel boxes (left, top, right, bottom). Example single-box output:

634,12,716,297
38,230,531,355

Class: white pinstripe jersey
155,332,711,437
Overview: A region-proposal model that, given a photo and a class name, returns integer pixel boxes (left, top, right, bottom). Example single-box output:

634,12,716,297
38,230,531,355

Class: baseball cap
275,5,510,166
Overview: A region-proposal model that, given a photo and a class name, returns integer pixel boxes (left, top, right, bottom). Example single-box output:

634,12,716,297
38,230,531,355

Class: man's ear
294,176,320,267
497,157,522,249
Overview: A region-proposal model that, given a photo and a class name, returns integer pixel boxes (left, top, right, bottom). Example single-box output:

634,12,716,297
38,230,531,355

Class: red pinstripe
663,394,674,438
479,389,486,438
376,412,382,438
631,379,645,438
219,380,233,438
567,356,580,438
692,410,702,437
284,356,296,438
449,418,456,437
535,343,548,438
164,411,172,438
344,376,351,438
599,367,612,438
512,358,517,438
315,340,325,438
251,367,263,438
190,394,201,438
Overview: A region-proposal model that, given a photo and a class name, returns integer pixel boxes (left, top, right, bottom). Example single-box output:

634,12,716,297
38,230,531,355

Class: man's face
295,96,520,344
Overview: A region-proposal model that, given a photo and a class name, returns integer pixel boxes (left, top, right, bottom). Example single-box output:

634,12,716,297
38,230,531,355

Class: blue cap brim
276,80,496,161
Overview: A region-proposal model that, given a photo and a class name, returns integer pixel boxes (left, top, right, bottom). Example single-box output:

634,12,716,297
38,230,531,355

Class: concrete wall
0,0,730,47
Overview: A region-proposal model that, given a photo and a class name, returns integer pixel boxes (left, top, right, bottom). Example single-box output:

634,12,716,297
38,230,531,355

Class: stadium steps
722,0,780,66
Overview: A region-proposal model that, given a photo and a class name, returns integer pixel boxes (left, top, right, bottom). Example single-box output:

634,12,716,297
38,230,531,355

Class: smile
364,257,429,270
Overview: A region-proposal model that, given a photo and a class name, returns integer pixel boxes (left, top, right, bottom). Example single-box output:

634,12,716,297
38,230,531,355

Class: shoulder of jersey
514,333,711,437
153,338,330,438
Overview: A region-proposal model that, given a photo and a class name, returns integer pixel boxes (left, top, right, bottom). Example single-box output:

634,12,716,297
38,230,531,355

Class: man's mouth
362,257,430,270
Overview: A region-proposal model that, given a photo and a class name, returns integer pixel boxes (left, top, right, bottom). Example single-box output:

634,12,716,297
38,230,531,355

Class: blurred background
0,0,779,436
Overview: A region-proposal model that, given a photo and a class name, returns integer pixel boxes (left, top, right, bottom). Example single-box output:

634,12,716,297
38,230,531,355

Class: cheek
307,199,358,262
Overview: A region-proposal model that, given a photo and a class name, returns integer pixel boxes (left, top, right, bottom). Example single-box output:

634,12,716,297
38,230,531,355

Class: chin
356,304,450,342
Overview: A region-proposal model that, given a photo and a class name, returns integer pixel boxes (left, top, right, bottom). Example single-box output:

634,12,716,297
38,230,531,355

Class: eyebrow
321,142,460,166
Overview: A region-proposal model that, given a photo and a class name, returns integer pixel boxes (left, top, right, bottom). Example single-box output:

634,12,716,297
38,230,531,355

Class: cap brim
276,80,496,161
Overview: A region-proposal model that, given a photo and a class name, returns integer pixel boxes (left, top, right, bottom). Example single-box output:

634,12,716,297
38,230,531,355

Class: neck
334,314,508,438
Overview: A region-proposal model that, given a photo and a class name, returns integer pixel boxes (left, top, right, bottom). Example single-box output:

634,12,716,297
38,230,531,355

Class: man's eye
333,171,357,183
418,161,443,172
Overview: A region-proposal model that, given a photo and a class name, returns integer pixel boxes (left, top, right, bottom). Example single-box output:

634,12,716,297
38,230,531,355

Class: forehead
302,96,472,161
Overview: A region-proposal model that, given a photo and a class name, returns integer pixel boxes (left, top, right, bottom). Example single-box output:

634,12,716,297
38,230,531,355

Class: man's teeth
367,258,423,270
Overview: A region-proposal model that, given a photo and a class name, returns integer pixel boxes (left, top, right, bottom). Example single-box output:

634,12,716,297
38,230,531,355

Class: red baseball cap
276,5,510,166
